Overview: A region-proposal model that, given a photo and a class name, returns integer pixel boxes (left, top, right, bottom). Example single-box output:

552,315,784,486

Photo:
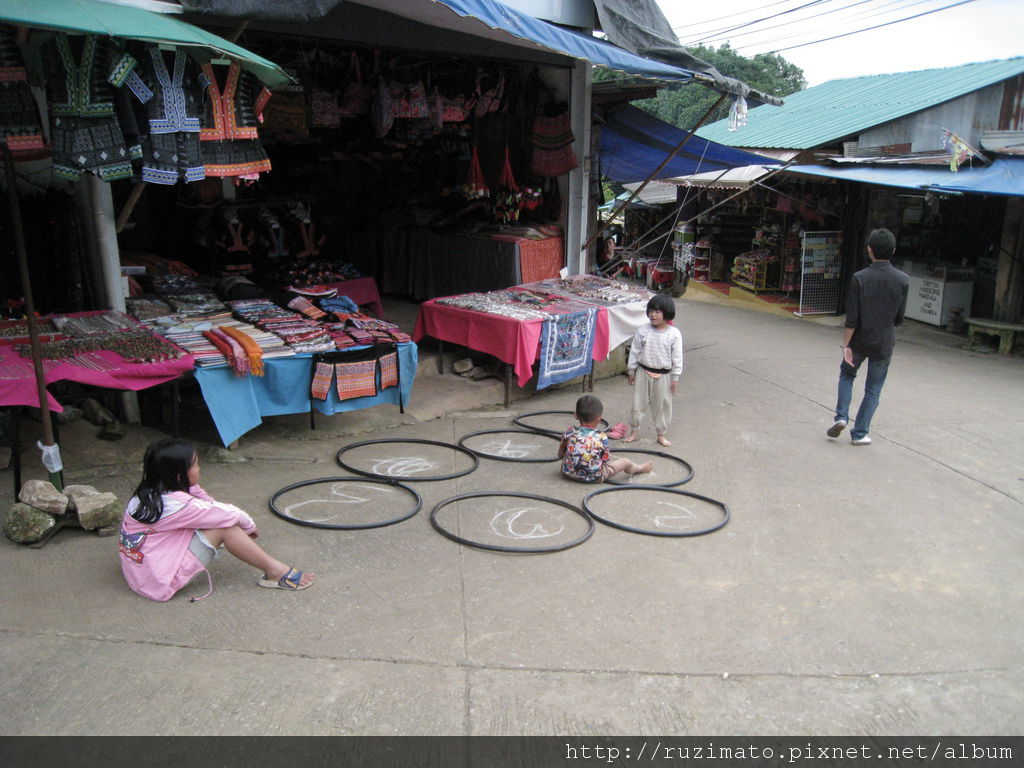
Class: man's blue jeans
835,350,891,440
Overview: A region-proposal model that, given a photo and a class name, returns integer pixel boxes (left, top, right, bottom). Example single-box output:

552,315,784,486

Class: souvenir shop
0,3,631,448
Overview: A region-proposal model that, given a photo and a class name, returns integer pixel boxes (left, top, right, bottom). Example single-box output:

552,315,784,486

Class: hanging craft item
370,75,393,138
530,108,578,177
461,144,489,199
337,52,371,117
494,146,522,224
520,185,543,211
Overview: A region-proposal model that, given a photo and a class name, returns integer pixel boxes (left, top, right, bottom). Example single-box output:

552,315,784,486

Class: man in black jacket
827,228,909,446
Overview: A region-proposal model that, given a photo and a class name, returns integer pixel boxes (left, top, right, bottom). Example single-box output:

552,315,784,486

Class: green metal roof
697,57,1024,150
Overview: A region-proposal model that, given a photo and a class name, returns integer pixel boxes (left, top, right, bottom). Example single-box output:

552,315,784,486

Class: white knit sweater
627,324,683,380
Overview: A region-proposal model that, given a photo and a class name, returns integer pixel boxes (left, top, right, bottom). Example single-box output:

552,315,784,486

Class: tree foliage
596,44,806,131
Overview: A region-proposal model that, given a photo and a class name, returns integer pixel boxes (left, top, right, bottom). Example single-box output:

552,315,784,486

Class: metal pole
3,145,63,489
584,93,728,253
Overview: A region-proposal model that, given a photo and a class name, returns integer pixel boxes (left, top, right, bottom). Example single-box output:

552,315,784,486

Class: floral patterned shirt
560,425,610,483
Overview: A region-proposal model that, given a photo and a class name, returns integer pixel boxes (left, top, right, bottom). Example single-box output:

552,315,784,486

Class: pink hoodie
119,484,255,602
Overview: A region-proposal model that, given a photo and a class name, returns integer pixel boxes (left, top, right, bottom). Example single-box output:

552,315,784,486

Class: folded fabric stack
146,316,229,367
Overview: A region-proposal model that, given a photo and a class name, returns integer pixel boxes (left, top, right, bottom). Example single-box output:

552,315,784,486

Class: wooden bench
965,317,1024,355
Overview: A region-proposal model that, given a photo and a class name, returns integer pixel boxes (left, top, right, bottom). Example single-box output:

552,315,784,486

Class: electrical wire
730,0,955,51
677,0,832,45
684,0,877,46
764,0,979,53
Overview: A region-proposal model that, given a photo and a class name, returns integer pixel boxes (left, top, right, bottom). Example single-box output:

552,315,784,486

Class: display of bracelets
0,319,59,338
51,312,136,337
17,330,184,364
435,293,548,320
547,276,652,304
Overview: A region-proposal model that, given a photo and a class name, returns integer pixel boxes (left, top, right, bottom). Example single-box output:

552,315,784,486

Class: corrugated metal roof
697,57,1024,150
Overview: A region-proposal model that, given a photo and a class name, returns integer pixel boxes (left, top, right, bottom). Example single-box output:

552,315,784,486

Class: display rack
731,254,780,292
797,231,843,315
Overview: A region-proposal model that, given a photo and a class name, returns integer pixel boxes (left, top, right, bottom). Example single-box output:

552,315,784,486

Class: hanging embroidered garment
199,60,272,178
124,45,207,185
336,359,378,400
530,109,578,178
44,34,138,181
536,308,597,390
0,27,46,157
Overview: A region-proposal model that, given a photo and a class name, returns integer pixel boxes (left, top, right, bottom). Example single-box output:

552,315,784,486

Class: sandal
258,567,315,591
606,422,629,440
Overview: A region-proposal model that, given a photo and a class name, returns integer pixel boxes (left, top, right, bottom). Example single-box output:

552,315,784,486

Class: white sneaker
827,419,847,438
851,435,872,446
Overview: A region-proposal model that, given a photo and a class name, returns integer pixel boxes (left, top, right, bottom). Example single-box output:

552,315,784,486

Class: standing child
559,395,653,483
625,294,683,447
119,438,315,602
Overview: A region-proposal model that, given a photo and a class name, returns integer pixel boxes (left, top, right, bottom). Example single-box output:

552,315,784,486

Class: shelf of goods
731,250,780,292
693,244,711,283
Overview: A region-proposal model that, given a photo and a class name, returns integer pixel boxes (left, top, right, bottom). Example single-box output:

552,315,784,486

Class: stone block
18,479,69,515
2,502,56,544
65,485,121,530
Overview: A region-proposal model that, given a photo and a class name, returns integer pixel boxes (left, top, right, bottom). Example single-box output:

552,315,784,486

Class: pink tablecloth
0,312,194,411
0,345,194,411
413,300,610,388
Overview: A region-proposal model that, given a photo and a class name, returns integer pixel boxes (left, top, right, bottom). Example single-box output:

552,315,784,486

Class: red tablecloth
412,300,610,388
318,276,385,318
517,237,564,284
0,313,194,411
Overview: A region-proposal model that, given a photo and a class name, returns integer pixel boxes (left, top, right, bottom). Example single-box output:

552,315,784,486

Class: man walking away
827,228,909,446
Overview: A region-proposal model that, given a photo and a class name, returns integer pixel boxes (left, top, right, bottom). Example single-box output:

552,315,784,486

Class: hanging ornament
461,144,490,199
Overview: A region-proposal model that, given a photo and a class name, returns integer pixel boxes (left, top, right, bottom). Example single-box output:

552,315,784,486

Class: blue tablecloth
194,342,417,445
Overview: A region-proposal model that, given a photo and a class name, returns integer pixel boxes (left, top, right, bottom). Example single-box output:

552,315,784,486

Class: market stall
194,341,416,447
413,275,652,399
0,311,194,413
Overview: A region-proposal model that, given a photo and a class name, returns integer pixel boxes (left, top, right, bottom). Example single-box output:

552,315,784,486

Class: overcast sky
659,0,1023,87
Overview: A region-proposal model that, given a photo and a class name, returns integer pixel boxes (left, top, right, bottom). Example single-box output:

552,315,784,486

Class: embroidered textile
311,360,333,400
124,46,206,184
335,359,377,400
0,27,46,156
379,351,398,389
536,308,597,390
199,61,272,178
44,35,138,181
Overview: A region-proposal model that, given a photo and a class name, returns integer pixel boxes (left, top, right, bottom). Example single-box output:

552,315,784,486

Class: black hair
575,394,603,424
867,228,896,260
646,293,676,321
130,438,197,523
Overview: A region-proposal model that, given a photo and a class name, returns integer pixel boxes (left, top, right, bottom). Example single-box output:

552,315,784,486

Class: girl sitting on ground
119,438,314,602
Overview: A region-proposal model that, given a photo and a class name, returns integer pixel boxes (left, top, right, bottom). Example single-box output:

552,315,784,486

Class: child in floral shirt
559,395,653,483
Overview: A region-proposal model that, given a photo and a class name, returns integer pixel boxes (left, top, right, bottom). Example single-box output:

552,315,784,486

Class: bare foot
656,435,672,447
623,431,638,443
627,461,654,474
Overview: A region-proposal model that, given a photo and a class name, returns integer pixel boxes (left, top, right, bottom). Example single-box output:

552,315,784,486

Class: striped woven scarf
221,325,264,376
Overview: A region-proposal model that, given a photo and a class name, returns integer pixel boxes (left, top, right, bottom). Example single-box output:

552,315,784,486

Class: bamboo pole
3,145,63,490
584,92,728,253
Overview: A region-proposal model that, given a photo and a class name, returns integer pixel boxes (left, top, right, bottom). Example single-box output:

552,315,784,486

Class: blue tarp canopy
784,157,1024,197
599,106,778,184
429,0,696,82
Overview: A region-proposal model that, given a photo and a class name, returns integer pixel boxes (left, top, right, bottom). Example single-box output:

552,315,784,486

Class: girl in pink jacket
119,438,314,601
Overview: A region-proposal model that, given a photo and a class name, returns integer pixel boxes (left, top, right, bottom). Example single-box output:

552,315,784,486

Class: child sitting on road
119,438,315,602
559,395,653,483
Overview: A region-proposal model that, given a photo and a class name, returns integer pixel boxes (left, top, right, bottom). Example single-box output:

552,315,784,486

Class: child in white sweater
625,294,683,447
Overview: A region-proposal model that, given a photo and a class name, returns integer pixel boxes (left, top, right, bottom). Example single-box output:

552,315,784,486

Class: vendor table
412,278,652,401
0,317,195,413
194,342,417,446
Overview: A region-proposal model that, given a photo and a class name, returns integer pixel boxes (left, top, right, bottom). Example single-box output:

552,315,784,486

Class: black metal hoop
512,410,608,437
457,429,562,463
603,448,694,487
335,438,479,482
582,485,730,537
270,476,422,530
430,491,595,553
